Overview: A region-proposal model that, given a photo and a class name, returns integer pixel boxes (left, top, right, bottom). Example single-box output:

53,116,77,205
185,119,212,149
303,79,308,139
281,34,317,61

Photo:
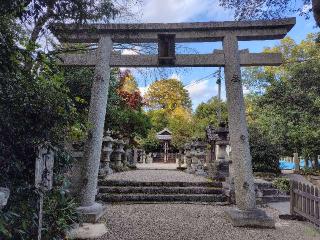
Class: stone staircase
97,180,227,203
255,181,290,204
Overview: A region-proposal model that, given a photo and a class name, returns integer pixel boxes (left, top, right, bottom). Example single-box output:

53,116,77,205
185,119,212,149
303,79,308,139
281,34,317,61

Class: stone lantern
184,143,192,173
193,140,207,176
189,140,198,173
99,130,114,176
215,122,229,161
215,122,230,180
114,139,125,169
205,123,230,180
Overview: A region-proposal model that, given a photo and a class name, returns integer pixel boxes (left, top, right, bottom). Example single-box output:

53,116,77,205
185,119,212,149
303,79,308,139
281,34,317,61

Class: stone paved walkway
99,204,320,240
105,169,209,182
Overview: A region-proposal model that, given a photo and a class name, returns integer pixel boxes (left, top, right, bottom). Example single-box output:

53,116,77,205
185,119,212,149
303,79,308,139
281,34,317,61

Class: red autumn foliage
118,90,143,110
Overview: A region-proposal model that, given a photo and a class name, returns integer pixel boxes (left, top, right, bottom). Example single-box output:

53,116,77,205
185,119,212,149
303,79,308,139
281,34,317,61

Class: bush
42,188,78,240
249,123,281,173
273,177,290,193
298,168,320,176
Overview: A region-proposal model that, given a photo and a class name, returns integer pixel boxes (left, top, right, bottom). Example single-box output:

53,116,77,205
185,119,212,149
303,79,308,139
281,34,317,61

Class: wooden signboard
35,146,55,191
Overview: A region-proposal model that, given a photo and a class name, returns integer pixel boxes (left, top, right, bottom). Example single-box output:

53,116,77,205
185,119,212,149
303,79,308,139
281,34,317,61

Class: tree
193,97,228,139
0,3,141,238
243,34,320,167
0,13,80,239
104,70,151,143
219,0,320,27
145,79,192,112
168,107,194,148
119,70,139,94
0,0,121,44
147,109,169,132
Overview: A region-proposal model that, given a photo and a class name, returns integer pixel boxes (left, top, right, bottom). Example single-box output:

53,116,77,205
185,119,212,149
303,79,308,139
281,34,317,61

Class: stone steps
261,188,279,195
258,195,290,204
99,186,223,195
99,180,222,188
97,193,226,203
98,180,226,203
255,181,290,204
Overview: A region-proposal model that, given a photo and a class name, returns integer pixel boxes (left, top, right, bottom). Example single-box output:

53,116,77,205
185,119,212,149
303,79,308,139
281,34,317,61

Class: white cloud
122,49,139,55
185,79,217,101
243,86,250,95
140,0,230,23
169,73,182,81
139,86,149,96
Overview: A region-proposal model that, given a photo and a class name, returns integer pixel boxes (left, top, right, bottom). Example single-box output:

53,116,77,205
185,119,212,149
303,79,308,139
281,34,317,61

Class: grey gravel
99,204,320,240
105,170,209,183
137,163,178,170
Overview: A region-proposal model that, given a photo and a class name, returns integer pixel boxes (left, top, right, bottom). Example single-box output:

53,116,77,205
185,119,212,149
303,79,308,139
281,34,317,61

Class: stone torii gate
51,18,295,227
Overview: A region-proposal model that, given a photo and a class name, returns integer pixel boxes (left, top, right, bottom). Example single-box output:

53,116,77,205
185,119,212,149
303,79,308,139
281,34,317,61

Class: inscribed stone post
223,34,274,227
77,36,112,222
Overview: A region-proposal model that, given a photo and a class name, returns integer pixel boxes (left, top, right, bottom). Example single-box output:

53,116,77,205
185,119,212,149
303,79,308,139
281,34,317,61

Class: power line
184,69,221,88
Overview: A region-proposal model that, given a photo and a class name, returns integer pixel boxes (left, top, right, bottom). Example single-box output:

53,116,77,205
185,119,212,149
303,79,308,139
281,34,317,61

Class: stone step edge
99,190,223,195
97,193,227,202
99,201,231,205
99,180,222,187
99,186,223,190
98,186,223,194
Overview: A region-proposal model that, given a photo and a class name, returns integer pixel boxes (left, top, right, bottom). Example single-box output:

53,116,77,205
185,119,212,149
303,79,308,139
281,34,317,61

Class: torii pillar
223,35,273,227
76,36,112,222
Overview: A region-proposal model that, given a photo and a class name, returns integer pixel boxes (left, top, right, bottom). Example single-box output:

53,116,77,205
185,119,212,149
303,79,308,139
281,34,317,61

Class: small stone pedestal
225,208,275,228
77,203,107,223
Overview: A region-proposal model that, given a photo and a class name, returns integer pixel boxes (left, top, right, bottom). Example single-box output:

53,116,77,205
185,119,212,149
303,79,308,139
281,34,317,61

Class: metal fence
290,180,320,228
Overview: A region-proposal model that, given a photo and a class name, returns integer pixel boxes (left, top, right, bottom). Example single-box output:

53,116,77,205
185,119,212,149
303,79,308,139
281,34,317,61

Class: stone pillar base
77,202,107,223
225,208,275,228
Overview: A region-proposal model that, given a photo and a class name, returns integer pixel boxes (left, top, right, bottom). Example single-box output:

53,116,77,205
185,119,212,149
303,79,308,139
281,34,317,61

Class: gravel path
105,170,209,183
99,204,320,240
137,163,178,170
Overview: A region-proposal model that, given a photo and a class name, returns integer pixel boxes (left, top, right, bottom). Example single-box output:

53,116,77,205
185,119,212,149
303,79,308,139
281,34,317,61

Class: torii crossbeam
51,18,295,227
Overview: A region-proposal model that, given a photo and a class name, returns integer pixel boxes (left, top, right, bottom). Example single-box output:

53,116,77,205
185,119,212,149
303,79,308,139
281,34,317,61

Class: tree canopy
219,0,320,27
145,79,192,112
243,34,320,165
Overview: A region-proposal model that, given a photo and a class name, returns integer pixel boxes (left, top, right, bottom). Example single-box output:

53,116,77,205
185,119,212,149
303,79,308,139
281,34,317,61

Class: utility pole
216,67,222,123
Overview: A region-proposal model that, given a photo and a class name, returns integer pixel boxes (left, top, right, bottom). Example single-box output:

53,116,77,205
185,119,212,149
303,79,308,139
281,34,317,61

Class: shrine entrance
155,128,176,163
51,18,295,226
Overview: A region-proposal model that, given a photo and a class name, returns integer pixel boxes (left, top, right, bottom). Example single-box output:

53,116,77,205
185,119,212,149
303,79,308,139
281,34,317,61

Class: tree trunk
312,0,320,27
25,6,54,71
29,9,54,45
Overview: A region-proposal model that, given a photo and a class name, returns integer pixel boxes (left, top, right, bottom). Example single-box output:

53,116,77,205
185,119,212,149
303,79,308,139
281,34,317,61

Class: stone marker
223,34,274,228
0,187,10,209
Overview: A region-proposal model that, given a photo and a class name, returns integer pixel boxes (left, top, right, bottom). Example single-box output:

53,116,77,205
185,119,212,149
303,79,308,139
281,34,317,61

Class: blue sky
123,0,318,110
